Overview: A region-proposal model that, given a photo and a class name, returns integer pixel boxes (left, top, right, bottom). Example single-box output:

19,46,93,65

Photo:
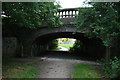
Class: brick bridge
17,8,106,59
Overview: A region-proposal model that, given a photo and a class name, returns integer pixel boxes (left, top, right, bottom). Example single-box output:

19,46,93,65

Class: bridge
17,8,106,59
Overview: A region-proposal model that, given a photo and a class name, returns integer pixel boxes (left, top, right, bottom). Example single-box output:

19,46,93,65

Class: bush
70,40,82,52
98,56,120,78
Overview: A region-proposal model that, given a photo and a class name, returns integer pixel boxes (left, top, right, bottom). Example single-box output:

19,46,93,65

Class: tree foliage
2,2,61,36
98,56,120,78
70,40,82,52
61,38,68,42
75,2,120,46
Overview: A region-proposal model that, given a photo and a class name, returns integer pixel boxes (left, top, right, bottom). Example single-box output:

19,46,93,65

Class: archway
30,32,106,60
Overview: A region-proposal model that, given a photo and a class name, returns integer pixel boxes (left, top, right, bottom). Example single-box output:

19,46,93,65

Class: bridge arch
19,8,105,58
20,29,105,59
21,27,86,56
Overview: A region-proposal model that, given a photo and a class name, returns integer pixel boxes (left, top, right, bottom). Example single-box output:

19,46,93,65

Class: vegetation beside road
72,63,102,78
3,61,38,78
58,44,74,50
56,46,62,50
72,57,120,79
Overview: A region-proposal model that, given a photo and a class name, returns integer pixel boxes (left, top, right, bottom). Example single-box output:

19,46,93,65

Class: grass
58,44,74,50
56,46,62,50
72,63,102,78
2,61,38,78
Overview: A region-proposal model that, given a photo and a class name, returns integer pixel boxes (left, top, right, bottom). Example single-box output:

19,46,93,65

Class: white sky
55,0,92,9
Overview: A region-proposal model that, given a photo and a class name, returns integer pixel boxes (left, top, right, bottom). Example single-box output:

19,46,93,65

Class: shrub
98,56,120,78
70,40,82,52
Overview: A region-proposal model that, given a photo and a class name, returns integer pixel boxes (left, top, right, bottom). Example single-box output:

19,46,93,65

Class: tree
61,38,68,43
70,40,82,52
75,2,120,47
74,1,120,61
2,2,61,36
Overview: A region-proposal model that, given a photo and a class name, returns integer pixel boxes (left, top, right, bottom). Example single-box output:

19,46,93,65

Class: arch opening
49,38,76,51
30,32,106,60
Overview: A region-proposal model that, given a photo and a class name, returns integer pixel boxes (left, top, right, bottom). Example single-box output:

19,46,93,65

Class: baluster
55,12,57,16
54,8,79,18
62,11,63,18
71,10,73,17
72,11,74,17
56,12,57,16
76,11,79,18
75,11,77,17
65,11,67,18
66,11,68,17
59,11,60,15
60,12,61,18
63,11,65,18
77,11,79,15
68,11,70,17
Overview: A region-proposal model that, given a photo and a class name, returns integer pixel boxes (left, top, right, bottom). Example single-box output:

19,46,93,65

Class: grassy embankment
72,63,103,78
2,60,38,78
58,44,74,50
58,44,103,78
56,46,62,50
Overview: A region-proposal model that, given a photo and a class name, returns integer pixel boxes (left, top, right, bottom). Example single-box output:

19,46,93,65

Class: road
12,52,100,78
58,46,68,51
35,54,100,78
36,58,75,78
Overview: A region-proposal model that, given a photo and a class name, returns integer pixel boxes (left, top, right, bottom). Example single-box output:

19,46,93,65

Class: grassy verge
56,47,62,50
72,63,102,78
58,44,74,50
3,61,38,78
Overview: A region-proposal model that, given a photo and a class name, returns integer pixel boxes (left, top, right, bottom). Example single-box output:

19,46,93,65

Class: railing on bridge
55,8,79,18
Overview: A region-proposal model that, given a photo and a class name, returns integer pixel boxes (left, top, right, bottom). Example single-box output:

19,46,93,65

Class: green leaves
2,2,61,29
2,2,62,36
98,56,120,78
75,2,120,47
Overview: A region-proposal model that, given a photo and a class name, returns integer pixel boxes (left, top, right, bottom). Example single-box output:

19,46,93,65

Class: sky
55,0,92,9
